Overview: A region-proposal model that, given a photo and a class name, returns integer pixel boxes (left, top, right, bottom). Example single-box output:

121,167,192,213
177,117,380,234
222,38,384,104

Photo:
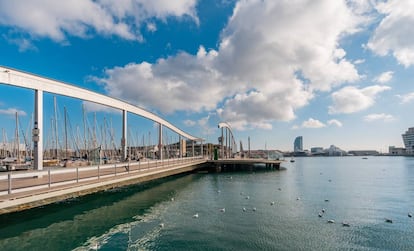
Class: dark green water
1,156,414,250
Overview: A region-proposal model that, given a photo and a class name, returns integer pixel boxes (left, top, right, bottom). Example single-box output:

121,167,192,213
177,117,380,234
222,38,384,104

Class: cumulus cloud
374,71,394,83
302,118,326,128
98,0,363,130
327,119,343,127
354,59,365,64
293,118,342,129
183,119,196,127
367,1,414,67
0,107,27,116
184,114,216,137
364,113,394,122
0,0,197,44
396,92,414,104
329,85,391,114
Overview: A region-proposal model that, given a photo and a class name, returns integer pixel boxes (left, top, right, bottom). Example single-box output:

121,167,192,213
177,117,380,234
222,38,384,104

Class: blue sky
1,0,414,152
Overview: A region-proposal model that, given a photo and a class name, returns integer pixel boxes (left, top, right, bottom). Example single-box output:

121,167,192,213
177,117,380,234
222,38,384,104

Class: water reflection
0,174,201,251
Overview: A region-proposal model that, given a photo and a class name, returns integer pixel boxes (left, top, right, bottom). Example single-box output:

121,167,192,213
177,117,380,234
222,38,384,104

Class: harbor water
1,156,414,250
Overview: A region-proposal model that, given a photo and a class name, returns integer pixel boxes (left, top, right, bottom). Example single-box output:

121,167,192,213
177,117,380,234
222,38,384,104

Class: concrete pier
208,158,283,171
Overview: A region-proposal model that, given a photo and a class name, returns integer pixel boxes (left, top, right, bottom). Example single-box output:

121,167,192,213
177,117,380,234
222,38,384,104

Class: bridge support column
121,110,127,161
221,127,224,159
158,123,163,160
225,128,228,158
33,89,43,170
200,139,203,158
192,141,195,157
179,135,182,158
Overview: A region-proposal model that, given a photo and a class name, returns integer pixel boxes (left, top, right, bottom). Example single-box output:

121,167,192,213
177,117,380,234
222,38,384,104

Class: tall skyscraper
294,136,303,152
402,127,414,155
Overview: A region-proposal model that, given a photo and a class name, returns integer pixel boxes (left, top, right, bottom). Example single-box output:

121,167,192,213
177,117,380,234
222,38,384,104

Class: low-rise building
388,146,406,155
348,150,379,156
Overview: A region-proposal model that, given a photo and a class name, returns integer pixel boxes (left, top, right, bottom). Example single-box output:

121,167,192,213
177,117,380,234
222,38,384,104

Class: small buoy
159,223,165,228
245,196,250,200
270,201,275,206
327,219,335,223
408,213,412,218
220,208,225,213
193,213,199,218
296,197,301,201
321,208,326,213
324,199,329,202
385,218,393,223
242,207,246,212
318,212,323,218
253,207,257,212
342,222,350,227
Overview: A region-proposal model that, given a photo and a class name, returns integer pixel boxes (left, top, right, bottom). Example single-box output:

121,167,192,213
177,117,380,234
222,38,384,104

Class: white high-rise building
402,127,414,155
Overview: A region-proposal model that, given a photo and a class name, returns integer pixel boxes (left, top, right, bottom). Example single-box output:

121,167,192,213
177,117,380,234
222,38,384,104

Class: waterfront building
293,136,307,156
388,146,406,155
310,147,324,155
328,145,346,156
402,127,414,155
294,136,303,152
348,150,379,156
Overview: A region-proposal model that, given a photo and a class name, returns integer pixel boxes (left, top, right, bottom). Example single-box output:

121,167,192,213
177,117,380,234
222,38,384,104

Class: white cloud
0,0,197,44
146,22,157,32
367,1,414,67
397,92,414,104
293,118,342,129
329,85,391,114
302,118,326,128
0,107,27,116
327,119,343,127
374,71,393,83
354,59,365,64
97,0,364,130
364,113,394,122
183,119,196,127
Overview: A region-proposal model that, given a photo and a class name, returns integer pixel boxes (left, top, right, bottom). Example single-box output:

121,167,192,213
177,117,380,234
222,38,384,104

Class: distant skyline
1,0,414,152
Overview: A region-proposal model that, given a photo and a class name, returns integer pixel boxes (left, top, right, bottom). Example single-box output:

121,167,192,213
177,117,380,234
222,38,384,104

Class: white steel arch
0,66,201,169
218,122,237,158
0,66,200,141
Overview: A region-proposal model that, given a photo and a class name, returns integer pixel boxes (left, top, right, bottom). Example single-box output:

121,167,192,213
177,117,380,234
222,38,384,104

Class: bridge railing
0,156,204,196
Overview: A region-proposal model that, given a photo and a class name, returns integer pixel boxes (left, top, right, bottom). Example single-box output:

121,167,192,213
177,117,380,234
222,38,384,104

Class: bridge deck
0,158,206,215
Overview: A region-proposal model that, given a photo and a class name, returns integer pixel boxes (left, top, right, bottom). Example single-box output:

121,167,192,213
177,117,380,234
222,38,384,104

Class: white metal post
158,123,163,160
121,110,127,161
33,89,43,170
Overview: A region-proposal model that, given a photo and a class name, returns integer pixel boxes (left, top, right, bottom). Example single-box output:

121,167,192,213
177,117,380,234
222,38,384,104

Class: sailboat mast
82,104,87,157
15,112,20,161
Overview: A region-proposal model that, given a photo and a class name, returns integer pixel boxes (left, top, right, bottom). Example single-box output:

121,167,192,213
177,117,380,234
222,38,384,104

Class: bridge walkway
0,157,206,215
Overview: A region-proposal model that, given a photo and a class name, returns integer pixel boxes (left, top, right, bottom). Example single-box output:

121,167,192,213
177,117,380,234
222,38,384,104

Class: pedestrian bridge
0,65,203,171
0,66,283,215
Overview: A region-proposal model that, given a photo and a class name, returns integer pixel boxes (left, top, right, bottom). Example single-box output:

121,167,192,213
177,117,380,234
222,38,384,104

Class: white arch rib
0,66,200,141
